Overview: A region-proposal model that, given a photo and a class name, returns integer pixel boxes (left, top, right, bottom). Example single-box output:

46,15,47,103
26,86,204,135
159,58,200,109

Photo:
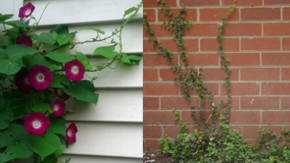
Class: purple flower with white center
18,2,35,18
24,112,50,135
27,65,53,90
54,88,70,101
51,98,66,117
66,122,78,143
16,34,33,47
65,59,85,81
15,69,32,93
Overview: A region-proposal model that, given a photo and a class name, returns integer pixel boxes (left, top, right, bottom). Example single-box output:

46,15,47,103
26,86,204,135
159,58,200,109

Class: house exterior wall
144,0,290,150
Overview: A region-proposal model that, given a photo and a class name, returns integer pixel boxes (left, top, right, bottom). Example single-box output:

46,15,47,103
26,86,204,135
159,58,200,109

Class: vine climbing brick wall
144,0,290,150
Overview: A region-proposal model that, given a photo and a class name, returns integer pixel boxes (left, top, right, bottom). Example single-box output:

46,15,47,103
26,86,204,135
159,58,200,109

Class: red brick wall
143,0,290,150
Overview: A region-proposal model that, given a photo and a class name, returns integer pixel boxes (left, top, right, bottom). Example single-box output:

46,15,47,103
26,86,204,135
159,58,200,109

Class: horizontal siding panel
86,60,142,88
61,155,142,163
0,0,22,19
64,122,143,158
66,89,142,122
26,0,142,25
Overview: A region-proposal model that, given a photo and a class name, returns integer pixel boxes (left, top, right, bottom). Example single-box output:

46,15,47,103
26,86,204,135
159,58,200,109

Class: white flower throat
71,66,79,74
32,120,42,129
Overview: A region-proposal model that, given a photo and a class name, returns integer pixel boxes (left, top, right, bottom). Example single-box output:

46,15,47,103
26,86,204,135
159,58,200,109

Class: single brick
143,111,176,124
262,83,290,95
221,83,259,95
241,38,280,51
283,8,290,20
144,9,156,22
282,68,290,80
143,0,176,8
202,68,239,81
264,23,290,36
224,23,262,36
264,0,290,5
282,38,290,50
180,0,220,6
143,126,162,138
144,68,158,81
262,53,290,65
223,0,262,6
187,53,219,66
144,139,160,149
225,53,260,66
240,68,280,80
161,97,199,109
241,8,280,20
230,111,260,124
200,38,239,51
200,8,239,21
144,83,179,95
143,53,178,66
240,96,279,109
185,24,219,36
262,111,290,123
144,97,159,110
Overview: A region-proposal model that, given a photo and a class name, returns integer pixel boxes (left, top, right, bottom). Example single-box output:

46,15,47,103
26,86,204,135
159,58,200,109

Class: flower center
36,73,45,82
71,66,79,74
53,105,59,112
67,129,72,137
25,9,31,16
32,120,42,129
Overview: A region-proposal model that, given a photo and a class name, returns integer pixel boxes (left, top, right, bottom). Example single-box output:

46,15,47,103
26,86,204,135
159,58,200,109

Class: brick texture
143,0,290,151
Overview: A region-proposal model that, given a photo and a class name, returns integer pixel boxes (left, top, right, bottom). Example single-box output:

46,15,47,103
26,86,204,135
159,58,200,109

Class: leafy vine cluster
144,0,234,128
0,1,142,163
144,0,289,162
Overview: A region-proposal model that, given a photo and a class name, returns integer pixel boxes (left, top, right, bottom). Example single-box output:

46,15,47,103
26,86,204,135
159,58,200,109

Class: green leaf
120,53,131,64
0,14,13,23
50,74,70,88
23,55,59,71
54,143,65,158
0,58,23,75
93,45,118,59
75,52,94,71
50,25,69,34
0,109,13,130
32,103,50,113
4,20,29,28
124,7,137,17
31,32,56,45
80,27,105,35
47,52,75,63
47,117,66,136
52,31,76,46
42,155,58,163
5,44,37,61
28,133,62,159
0,142,33,162
63,80,99,104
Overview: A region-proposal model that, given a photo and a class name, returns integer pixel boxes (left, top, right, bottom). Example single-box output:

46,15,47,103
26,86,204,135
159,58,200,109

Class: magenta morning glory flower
25,112,51,135
65,59,85,81
18,2,35,18
51,98,66,117
54,88,70,101
15,69,32,93
66,122,78,143
27,65,53,90
16,34,33,47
